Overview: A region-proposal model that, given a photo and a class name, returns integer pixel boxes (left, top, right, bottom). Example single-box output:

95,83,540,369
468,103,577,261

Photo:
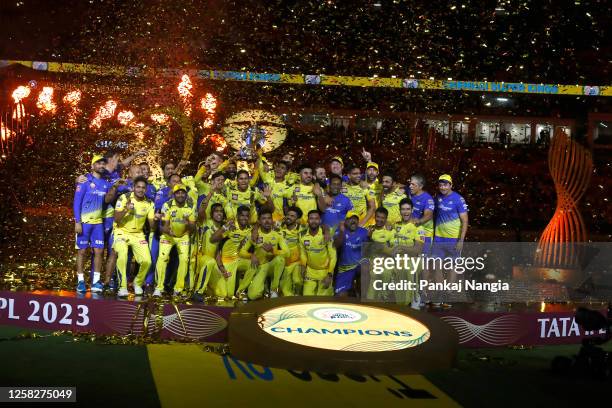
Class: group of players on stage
73,147,468,307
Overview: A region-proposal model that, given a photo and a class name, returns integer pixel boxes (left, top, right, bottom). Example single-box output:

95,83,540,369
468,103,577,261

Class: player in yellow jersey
153,184,196,297
366,207,395,300
380,171,408,225
237,209,289,300
342,164,376,226
393,198,426,308
279,206,305,296
289,164,319,225
300,210,337,296
112,176,156,297
197,172,231,223
209,205,253,300
225,170,272,223
257,154,294,223
191,203,226,302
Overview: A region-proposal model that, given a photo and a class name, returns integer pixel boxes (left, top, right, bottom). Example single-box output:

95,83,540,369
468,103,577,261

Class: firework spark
63,90,82,128
117,110,135,126
36,87,57,115
90,100,118,129
177,74,193,116
150,113,170,125
200,93,217,114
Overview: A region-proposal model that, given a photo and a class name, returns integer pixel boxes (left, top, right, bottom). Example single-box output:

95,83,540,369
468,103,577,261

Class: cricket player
299,210,337,296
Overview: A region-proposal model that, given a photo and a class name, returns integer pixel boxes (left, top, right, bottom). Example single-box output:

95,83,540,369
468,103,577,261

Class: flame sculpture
535,129,593,269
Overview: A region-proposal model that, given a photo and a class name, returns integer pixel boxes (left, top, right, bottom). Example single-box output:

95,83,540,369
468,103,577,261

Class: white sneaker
152,289,162,297
410,301,421,310
134,284,143,295
117,288,129,297
270,290,279,298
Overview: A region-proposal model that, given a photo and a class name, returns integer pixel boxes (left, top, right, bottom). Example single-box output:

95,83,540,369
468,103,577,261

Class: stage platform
0,289,607,348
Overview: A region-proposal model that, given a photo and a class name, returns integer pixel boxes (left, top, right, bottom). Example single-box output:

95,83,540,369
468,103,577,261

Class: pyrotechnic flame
150,113,170,125
90,100,118,129
63,90,81,106
177,75,193,116
1,121,15,141
12,86,31,104
200,93,217,114
117,110,135,126
36,87,57,114
201,133,227,151
203,117,215,128
63,90,82,128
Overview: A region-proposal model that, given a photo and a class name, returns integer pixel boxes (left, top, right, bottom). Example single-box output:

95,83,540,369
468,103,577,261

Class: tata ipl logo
309,307,367,323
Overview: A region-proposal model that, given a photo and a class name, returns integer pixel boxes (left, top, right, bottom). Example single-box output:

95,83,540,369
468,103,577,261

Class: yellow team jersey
202,219,222,258
150,177,166,192
260,167,294,222
242,229,289,264
285,171,299,185
114,193,155,234
367,179,383,207
342,183,375,220
199,190,230,223
103,205,114,219
281,224,304,264
290,183,318,224
161,200,196,238
371,226,395,246
226,186,266,222
393,222,426,247
299,228,336,272
381,189,408,225
221,225,252,263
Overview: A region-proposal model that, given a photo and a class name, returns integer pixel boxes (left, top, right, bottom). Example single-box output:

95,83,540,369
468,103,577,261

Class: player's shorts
431,236,459,259
103,217,114,235
334,265,360,294
423,236,433,256
76,223,105,249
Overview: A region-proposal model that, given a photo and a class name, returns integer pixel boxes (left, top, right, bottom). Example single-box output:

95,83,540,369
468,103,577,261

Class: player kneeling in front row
154,184,196,297
209,205,253,300
113,176,157,297
237,209,289,300
300,210,337,296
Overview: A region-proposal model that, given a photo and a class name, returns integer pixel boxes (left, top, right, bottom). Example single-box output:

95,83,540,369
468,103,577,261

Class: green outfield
0,325,609,407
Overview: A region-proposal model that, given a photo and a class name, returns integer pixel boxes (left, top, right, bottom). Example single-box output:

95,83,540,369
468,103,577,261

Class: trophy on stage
239,122,267,161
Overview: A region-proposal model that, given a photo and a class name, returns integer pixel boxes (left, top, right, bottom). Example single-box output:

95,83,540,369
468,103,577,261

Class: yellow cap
366,162,379,171
172,183,187,193
330,156,344,166
438,174,453,184
91,154,106,166
345,210,359,220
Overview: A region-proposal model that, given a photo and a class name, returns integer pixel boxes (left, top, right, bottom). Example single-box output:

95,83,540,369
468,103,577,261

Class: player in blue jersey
320,174,353,232
333,211,369,296
431,174,469,299
432,174,469,258
408,173,435,255
73,155,112,293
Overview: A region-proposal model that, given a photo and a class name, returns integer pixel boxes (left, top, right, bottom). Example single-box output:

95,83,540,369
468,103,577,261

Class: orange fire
63,90,82,128
203,117,215,128
90,100,118,129
11,86,31,121
200,93,217,114
177,74,193,116
1,121,15,141
12,86,31,104
36,87,57,114
150,113,170,125
117,110,135,126
201,133,227,151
